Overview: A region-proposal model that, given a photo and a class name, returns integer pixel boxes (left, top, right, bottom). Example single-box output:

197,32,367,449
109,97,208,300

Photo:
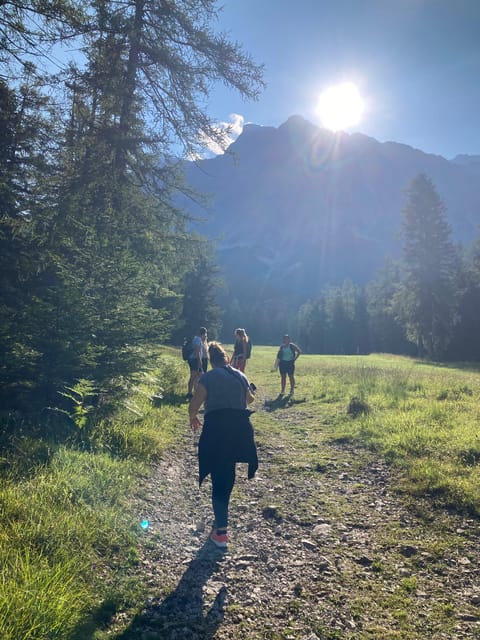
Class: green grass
0,346,187,640
246,347,480,516
88,348,186,460
0,449,137,639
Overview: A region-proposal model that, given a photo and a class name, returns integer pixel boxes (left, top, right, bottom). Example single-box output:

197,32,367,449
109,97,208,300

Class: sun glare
317,82,365,132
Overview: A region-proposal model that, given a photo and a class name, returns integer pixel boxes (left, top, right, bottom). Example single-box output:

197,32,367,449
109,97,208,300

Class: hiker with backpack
277,334,301,396
186,327,209,399
231,328,251,372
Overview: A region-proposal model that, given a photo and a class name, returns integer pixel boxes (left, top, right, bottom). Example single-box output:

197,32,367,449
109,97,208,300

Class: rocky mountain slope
182,116,480,297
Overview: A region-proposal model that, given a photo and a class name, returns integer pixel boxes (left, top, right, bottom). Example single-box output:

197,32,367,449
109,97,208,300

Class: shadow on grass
264,394,306,412
113,540,227,639
154,391,189,407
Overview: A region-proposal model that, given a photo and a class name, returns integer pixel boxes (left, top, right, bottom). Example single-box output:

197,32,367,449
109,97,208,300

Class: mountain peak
241,122,268,134
226,122,276,154
181,116,480,319
283,114,310,127
279,114,320,136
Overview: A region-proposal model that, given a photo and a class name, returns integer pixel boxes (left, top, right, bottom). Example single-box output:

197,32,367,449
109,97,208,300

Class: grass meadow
246,347,480,517
1,345,479,638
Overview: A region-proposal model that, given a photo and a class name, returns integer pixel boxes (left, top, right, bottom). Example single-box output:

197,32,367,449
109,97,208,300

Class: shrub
347,396,371,417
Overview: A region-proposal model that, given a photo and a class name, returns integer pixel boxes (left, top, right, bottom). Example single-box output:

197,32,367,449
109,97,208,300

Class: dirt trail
112,391,480,640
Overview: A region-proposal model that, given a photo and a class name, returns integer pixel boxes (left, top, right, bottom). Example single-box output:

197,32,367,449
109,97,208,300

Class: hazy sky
207,0,480,159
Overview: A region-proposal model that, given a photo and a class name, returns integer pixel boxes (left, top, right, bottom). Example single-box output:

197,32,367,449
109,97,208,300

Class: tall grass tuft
0,549,90,640
0,448,139,639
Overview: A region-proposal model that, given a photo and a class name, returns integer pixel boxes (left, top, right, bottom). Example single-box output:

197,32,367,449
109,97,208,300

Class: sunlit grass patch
91,407,178,461
314,355,480,515
437,385,473,401
2,452,134,551
247,348,480,515
0,448,142,640
405,457,480,511
0,549,90,640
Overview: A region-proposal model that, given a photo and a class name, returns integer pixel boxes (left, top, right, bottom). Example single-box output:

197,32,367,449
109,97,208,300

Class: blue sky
207,0,480,159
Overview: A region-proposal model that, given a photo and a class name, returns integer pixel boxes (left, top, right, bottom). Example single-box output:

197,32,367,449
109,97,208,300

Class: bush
347,396,371,417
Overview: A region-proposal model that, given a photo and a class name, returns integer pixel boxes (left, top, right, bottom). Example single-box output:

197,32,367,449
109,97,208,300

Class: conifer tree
0,1,264,404
177,240,223,341
366,261,415,355
447,235,480,361
0,77,69,402
395,173,458,360
298,299,326,353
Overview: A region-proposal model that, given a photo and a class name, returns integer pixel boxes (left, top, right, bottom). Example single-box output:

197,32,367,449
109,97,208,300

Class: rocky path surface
113,392,480,640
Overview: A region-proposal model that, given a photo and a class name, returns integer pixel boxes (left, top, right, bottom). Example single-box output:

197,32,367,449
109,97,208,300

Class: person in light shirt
276,334,301,396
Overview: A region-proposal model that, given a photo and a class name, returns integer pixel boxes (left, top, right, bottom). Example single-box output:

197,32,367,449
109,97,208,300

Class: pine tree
366,261,415,355
447,235,480,361
353,288,370,355
298,299,326,353
0,76,70,403
177,241,223,341
0,1,264,405
395,174,458,360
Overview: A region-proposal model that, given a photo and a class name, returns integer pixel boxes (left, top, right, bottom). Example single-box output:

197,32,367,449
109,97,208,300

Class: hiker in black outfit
188,341,258,548
277,334,301,396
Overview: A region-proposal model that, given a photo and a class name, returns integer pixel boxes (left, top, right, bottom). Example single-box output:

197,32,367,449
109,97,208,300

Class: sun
316,82,365,132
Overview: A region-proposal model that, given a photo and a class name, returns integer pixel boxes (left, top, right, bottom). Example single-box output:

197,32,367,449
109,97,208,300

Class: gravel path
113,391,480,640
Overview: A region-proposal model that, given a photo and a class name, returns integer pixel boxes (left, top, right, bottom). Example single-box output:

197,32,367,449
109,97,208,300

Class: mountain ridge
181,115,480,301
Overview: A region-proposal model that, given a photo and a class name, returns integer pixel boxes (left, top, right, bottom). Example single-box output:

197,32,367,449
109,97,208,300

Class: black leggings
210,461,236,530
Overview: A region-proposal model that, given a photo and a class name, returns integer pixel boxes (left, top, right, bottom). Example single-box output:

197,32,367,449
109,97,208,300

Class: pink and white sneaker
210,529,229,548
